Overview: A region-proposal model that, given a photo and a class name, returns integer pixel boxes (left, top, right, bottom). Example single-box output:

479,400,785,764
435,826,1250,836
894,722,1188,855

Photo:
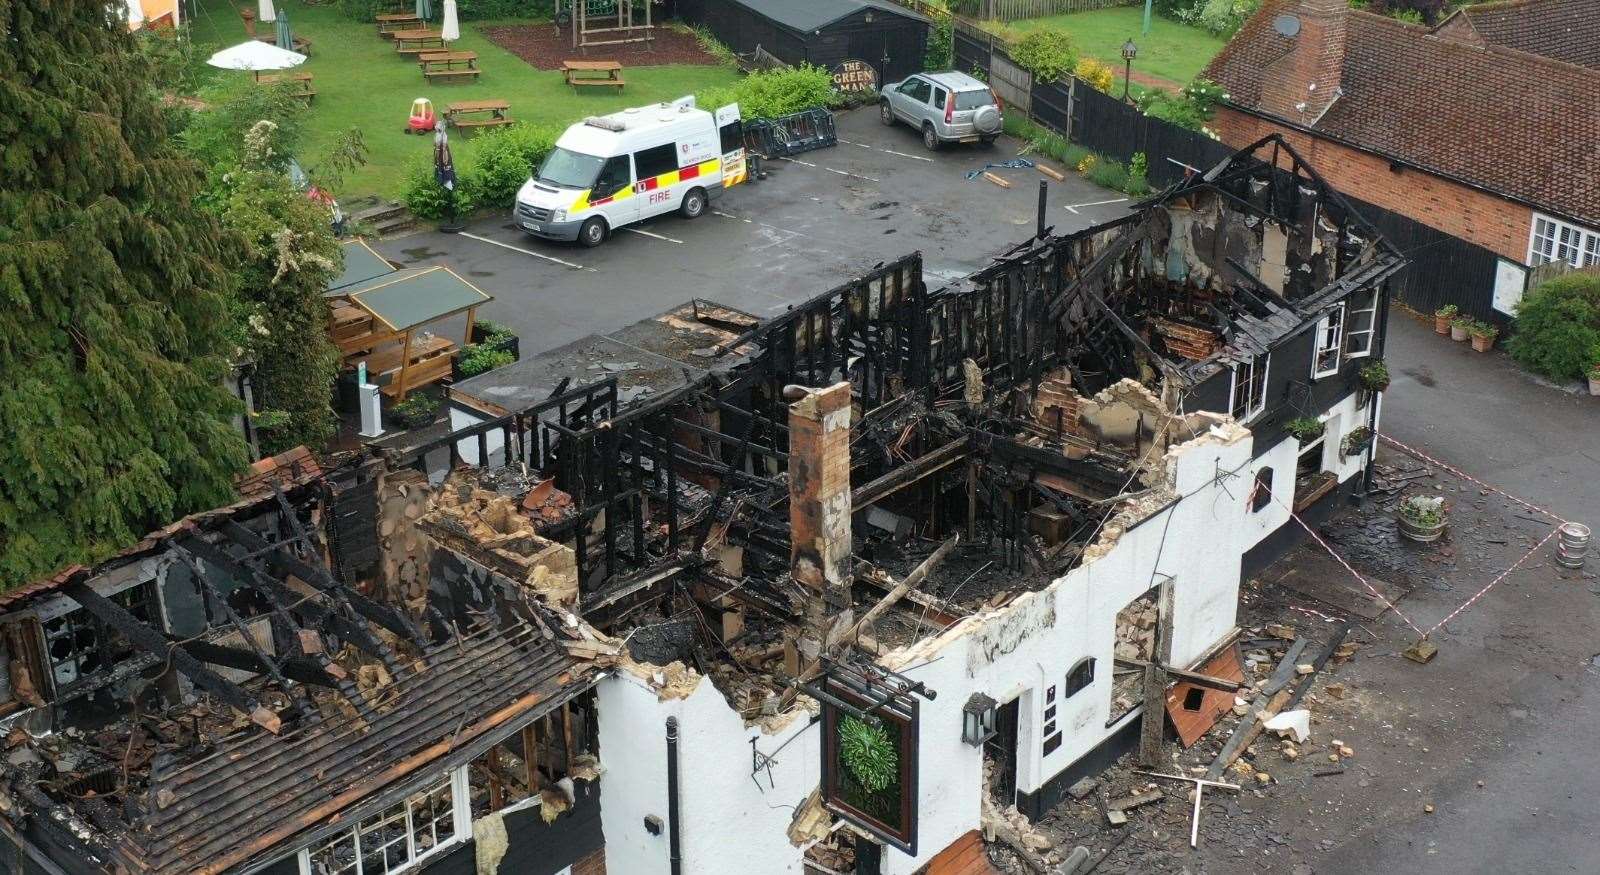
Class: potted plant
1589,361,1600,397
1449,316,1472,342
1397,495,1447,543
1341,425,1373,458
1434,305,1458,335
389,392,440,430
1468,320,1498,352
1359,360,1390,393
1286,416,1325,442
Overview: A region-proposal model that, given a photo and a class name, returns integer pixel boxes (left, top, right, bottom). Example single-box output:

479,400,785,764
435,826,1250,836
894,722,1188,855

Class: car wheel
879,101,895,126
922,123,940,151
680,187,707,219
579,217,607,247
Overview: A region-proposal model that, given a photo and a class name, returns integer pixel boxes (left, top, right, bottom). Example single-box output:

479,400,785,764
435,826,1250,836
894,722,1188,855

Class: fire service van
514,97,746,246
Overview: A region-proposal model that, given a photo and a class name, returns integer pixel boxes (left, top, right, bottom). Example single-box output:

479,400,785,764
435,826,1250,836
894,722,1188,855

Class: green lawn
1004,7,1225,88
185,0,740,198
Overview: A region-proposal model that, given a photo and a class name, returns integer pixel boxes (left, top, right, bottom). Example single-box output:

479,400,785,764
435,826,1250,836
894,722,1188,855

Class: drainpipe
665,717,683,875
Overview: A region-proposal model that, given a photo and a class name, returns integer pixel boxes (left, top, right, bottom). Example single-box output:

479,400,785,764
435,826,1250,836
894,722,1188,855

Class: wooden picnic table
561,59,625,91
376,13,422,36
258,71,316,103
392,29,446,54
446,99,512,130
419,50,480,83
253,33,312,55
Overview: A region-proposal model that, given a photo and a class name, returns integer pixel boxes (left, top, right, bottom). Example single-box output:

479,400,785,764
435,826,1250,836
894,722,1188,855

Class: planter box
1398,514,1447,543
452,332,521,382
1450,325,1469,341
1470,334,1496,352
1433,315,1451,335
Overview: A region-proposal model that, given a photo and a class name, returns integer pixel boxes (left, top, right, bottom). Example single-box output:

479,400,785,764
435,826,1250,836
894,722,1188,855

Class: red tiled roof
1438,0,1600,70
1205,0,1600,226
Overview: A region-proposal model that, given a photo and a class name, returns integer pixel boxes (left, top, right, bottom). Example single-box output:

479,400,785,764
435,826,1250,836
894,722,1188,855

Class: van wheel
879,101,894,126
680,187,707,219
579,217,607,247
922,123,940,151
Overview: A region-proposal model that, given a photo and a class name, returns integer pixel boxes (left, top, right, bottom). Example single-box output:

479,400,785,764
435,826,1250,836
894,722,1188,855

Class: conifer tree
0,0,250,588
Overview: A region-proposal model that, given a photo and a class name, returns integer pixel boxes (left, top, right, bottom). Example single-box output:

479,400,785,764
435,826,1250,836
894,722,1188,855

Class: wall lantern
962,693,998,746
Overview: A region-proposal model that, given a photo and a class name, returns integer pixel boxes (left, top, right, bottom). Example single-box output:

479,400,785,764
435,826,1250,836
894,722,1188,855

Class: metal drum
1557,522,1590,569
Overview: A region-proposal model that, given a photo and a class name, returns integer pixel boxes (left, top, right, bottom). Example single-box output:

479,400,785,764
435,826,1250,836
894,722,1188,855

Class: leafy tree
0,0,249,588
925,11,955,70
1009,30,1079,84
1507,272,1600,380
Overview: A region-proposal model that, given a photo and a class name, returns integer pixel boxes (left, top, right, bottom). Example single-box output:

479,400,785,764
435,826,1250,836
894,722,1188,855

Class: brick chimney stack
1262,0,1347,122
787,382,855,666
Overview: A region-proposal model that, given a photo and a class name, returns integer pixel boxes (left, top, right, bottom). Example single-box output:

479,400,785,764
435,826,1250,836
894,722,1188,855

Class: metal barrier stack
743,107,838,159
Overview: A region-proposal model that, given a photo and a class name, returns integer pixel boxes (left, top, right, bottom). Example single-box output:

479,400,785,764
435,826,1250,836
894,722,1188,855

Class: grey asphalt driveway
371,107,1133,363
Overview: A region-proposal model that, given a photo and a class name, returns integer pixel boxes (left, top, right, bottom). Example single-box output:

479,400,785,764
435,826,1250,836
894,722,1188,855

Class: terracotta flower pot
1434,315,1450,334
1470,334,1495,352
1450,324,1468,341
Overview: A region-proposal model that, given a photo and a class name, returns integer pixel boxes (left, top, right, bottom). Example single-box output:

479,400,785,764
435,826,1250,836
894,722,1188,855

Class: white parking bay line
836,138,934,162
713,210,753,223
775,156,882,183
1063,197,1129,215
622,227,684,244
458,231,587,270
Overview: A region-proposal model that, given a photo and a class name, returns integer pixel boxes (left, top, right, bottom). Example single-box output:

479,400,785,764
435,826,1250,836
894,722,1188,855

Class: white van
514,97,746,247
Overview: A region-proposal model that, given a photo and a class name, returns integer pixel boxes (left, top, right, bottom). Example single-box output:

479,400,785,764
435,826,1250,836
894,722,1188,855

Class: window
632,143,678,181
932,86,948,109
1343,289,1377,359
719,120,742,155
1250,468,1274,513
1311,304,1344,378
300,774,462,875
592,155,631,195
900,77,931,102
1528,214,1600,268
1064,658,1095,698
954,90,992,110
43,582,155,689
1229,356,1268,422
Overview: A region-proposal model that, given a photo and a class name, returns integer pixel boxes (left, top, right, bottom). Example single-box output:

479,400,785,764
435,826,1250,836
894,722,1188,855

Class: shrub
700,64,836,120
1086,156,1130,192
458,345,516,378
1075,57,1115,94
474,319,515,341
925,11,955,71
1174,0,1262,35
1508,273,1600,379
1135,80,1223,132
1286,416,1325,442
1008,30,1078,84
1435,304,1459,318
1129,151,1148,180
463,122,560,208
401,160,476,221
390,392,441,428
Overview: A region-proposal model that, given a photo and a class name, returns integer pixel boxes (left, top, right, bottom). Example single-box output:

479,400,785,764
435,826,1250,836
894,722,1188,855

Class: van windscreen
536,148,606,189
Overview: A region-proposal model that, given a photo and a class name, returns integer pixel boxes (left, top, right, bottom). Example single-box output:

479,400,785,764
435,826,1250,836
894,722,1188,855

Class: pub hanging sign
832,59,880,93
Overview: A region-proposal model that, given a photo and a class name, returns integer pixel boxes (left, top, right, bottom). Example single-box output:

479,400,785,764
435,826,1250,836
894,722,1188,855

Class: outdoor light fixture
1121,39,1138,102
962,693,998,746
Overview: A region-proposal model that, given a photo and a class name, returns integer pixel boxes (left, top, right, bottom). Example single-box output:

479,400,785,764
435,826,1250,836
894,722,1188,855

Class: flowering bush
1075,57,1115,94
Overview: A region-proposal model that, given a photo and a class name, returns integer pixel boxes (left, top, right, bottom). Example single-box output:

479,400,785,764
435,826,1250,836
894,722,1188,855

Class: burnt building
1,135,1401,875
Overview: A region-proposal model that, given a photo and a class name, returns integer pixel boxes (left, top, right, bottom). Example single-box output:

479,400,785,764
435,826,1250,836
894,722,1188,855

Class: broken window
1343,290,1377,359
1064,657,1095,698
1292,429,1337,510
42,582,155,690
1228,356,1268,422
467,699,598,819
1250,468,1274,513
1311,304,1344,378
300,773,461,875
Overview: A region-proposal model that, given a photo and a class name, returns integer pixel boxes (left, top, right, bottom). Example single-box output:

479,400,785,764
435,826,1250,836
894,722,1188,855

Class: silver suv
880,71,1003,150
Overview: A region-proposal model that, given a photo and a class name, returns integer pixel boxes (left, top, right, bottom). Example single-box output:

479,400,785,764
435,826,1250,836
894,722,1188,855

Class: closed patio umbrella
275,9,293,50
258,0,275,25
415,0,432,22
125,0,145,27
440,0,458,41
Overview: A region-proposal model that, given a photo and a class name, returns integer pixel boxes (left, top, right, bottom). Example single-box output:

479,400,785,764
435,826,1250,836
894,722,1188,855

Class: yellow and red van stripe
571,157,722,211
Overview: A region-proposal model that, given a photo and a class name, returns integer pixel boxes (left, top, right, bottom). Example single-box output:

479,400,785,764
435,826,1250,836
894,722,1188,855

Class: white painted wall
1240,389,1373,551
595,671,818,875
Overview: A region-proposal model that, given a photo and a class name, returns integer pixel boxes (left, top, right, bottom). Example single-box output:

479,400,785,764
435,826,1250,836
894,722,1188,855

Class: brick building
1204,0,1600,315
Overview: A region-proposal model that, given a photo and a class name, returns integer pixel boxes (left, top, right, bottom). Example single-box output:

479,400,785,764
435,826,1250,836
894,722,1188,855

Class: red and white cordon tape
1421,525,1561,637
1376,432,1570,524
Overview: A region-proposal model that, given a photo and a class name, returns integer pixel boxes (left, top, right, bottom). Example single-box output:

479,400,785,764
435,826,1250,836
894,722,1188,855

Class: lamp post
1121,38,1138,103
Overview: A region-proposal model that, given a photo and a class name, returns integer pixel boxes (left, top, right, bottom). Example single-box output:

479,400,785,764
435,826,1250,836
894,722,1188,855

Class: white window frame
1527,213,1600,268
297,769,469,875
1343,289,1377,359
1311,304,1344,379
1229,355,1269,422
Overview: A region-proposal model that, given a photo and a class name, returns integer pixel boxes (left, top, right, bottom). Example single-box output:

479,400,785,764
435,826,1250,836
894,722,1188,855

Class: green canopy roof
342,266,493,332
329,239,396,291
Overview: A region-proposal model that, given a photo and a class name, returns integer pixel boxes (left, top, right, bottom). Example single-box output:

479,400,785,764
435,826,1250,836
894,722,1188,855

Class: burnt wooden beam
62,580,281,734
851,438,970,511
1114,657,1242,694
182,641,344,688
220,521,423,643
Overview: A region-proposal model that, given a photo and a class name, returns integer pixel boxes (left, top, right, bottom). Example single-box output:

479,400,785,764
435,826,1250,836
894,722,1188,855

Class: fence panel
983,0,1136,19
952,19,992,76
990,53,1033,114
1029,78,1072,134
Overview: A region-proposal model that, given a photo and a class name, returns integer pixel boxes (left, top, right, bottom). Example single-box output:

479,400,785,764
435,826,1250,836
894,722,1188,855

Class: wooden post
1138,662,1167,768
463,305,477,348
562,703,577,775
486,746,505,812
396,328,414,402
522,724,540,791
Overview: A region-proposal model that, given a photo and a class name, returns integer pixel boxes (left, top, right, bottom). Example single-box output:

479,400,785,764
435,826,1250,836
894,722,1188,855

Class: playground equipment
554,0,654,51
405,97,436,134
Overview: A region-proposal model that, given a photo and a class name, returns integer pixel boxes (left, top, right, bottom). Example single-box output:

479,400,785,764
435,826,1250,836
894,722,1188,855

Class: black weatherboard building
675,0,931,84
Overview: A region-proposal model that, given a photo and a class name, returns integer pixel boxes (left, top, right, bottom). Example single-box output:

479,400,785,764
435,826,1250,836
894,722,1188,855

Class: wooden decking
926,830,1001,875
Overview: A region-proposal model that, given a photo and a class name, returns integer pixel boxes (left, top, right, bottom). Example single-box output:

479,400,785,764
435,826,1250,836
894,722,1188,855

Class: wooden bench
447,99,512,130
392,29,445,55
258,72,316,103
360,334,457,398
419,50,479,83
561,59,625,91
376,13,422,37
